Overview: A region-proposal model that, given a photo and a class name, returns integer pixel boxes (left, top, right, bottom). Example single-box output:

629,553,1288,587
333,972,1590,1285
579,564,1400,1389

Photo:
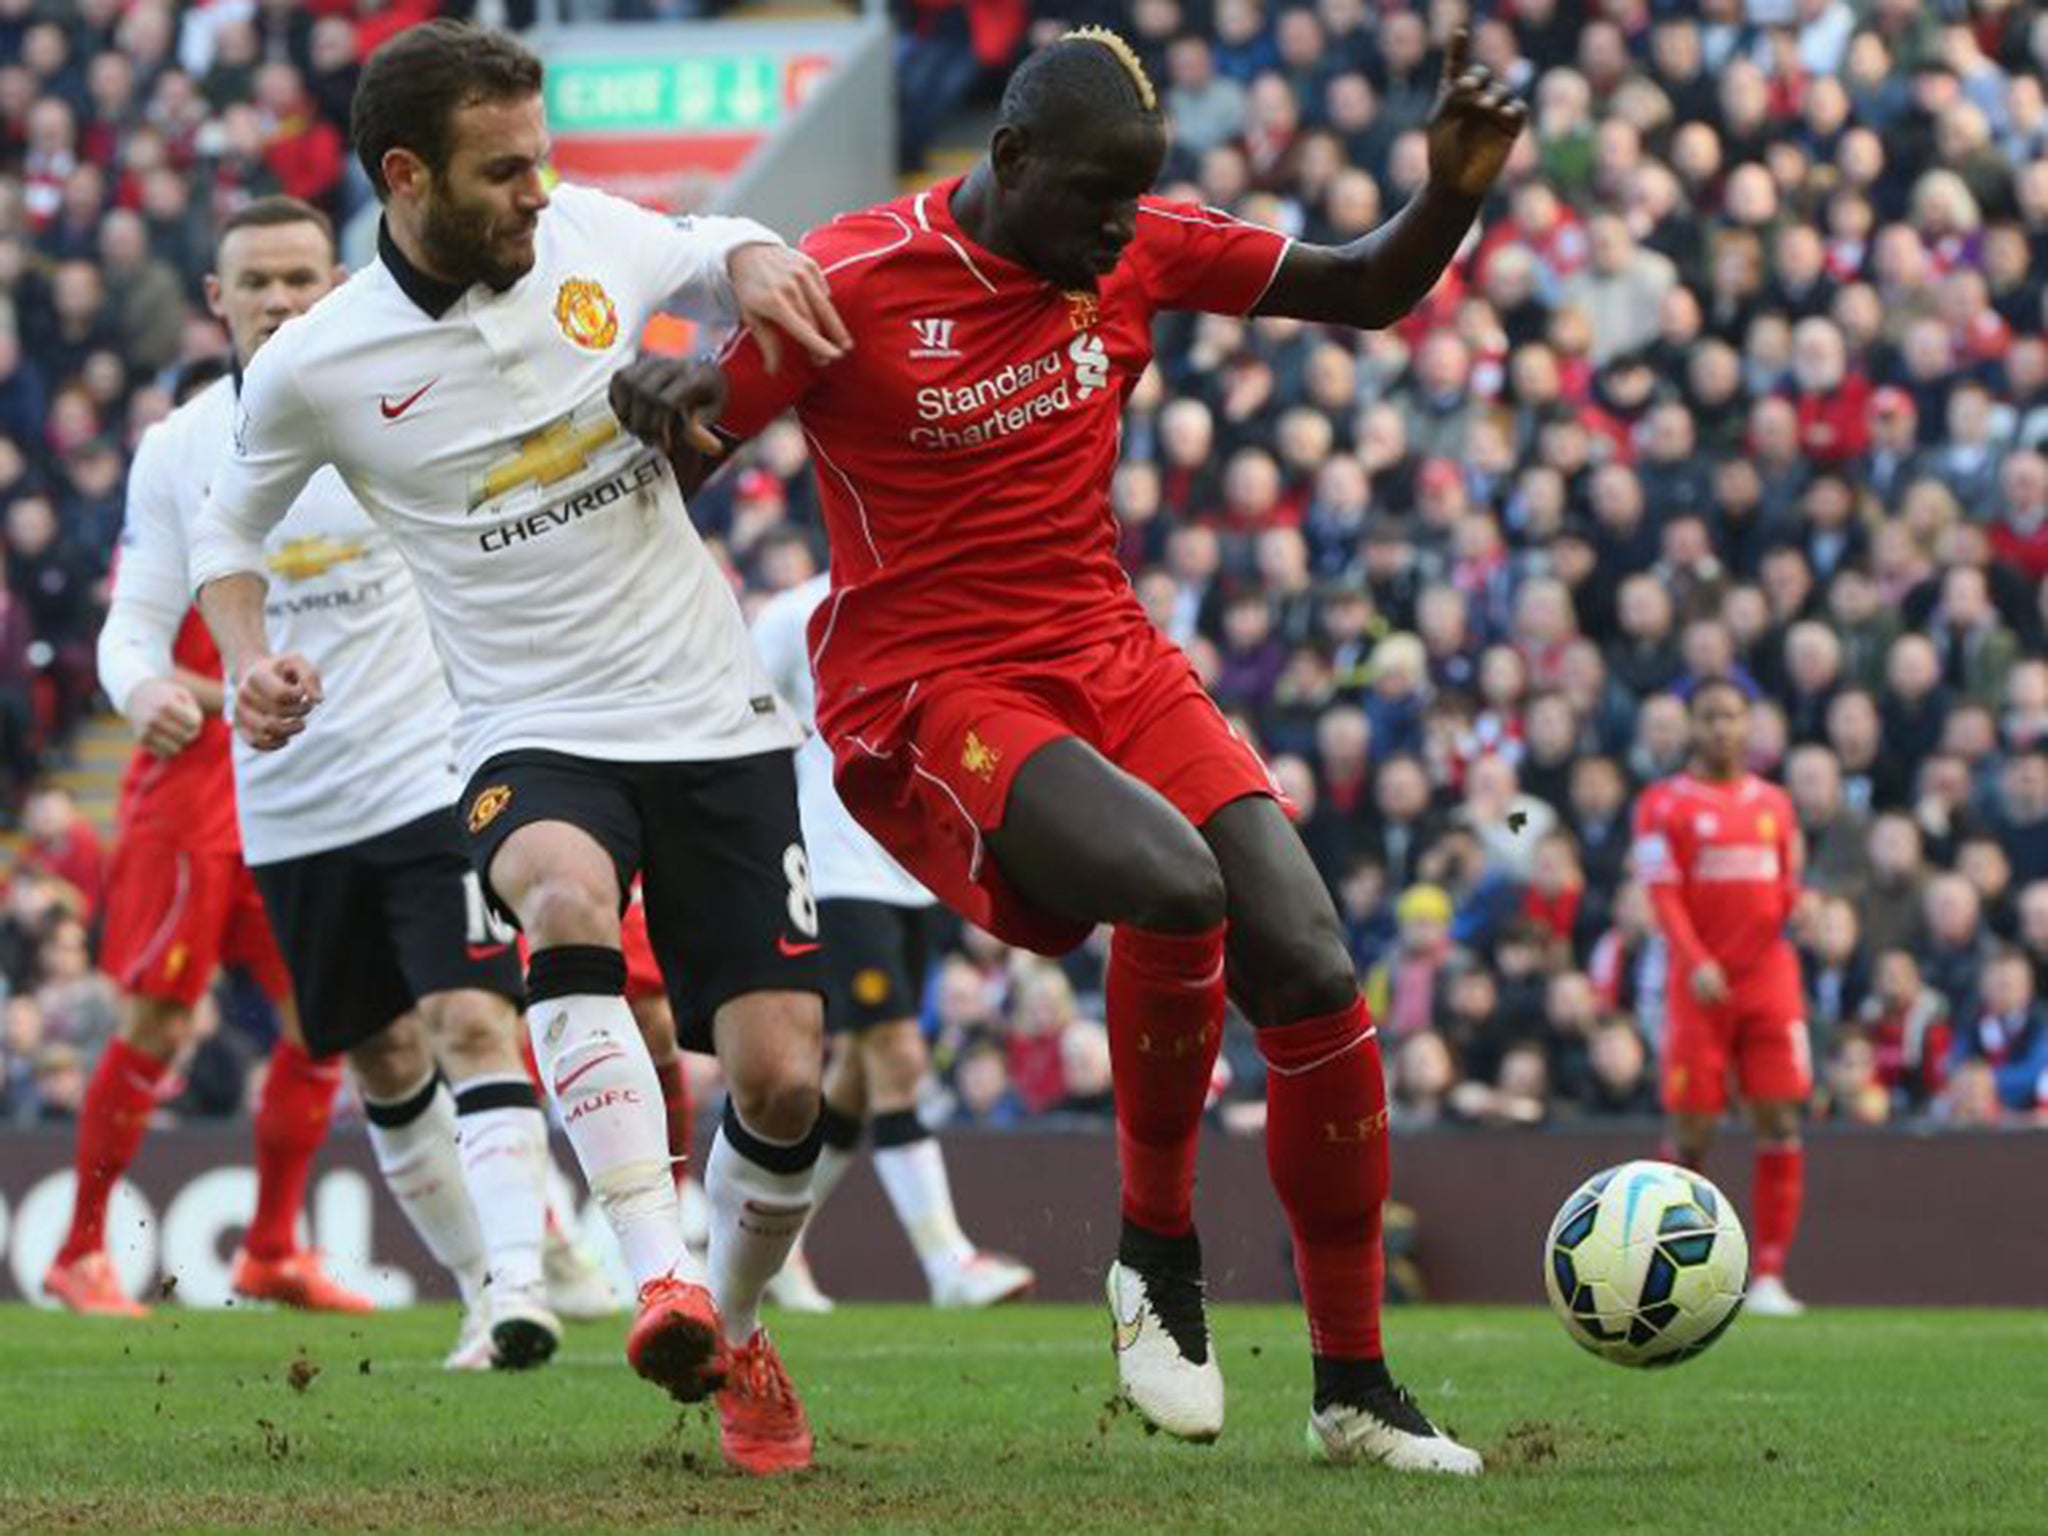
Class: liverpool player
191,22,848,1474
753,573,1034,1311
625,29,1523,1470
47,351,364,1322
1633,679,1813,1317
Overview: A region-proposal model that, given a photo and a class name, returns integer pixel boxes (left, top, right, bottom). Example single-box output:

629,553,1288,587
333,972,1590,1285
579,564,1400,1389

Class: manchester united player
624,29,1524,1470
1633,679,1813,1317
191,23,849,1474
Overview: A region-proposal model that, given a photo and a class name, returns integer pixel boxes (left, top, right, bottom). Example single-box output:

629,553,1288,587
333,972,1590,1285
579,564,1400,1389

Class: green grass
1,1303,2041,1535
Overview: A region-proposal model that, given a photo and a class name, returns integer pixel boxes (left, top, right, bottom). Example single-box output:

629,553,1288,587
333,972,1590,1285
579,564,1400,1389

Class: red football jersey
716,180,1289,730
1632,771,1801,976
115,605,239,855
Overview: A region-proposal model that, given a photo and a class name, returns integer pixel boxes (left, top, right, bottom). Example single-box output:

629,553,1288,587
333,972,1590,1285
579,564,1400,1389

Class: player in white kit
752,575,1035,1311
99,196,562,1368
190,23,851,1475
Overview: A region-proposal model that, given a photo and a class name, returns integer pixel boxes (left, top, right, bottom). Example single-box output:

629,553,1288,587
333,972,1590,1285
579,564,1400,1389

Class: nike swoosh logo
380,380,436,420
466,943,508,962
777,936,821,958
1112,1297,1144,1354
552,1048,625,1096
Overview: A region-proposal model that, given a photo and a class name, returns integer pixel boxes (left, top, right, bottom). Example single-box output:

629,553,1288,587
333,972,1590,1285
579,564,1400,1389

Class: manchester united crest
553,277,619,352
468,785,514,834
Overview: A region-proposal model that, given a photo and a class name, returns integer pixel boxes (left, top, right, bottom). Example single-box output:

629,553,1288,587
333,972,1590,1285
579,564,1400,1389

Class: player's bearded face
420,97,549,293
420,171,534,292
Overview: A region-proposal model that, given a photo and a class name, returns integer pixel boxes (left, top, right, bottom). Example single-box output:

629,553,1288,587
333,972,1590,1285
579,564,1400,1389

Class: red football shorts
828,624,1286,956
100,836,290,1007
1660,943,1813,1115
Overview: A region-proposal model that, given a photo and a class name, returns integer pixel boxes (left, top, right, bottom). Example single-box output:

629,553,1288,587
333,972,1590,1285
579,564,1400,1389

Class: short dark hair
1690,676,1751,714
218,195,336,260
999,29,1162,140
351,20,543,201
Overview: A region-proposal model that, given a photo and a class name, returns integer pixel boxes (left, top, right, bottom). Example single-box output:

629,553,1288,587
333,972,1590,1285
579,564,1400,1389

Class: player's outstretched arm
1255,26,1526,330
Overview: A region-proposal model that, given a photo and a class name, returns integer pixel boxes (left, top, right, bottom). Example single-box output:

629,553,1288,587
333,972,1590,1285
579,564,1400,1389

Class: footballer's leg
1739,985,1812,1317
1202,794,1480,1476
641,750,825,1475
45,993,194,1316
759,1036,858,1315
987,737,1230,1443
420,987,561,1364
469,757,721,1405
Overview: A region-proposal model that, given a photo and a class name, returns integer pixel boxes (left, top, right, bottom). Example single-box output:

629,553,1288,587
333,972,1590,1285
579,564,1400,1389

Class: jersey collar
378,218,468,319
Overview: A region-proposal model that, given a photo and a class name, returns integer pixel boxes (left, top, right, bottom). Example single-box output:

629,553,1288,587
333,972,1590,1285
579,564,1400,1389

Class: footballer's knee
721,993,823,1141
516,876,619,949
349,1014,435,1099
1748,1099,1803,1143
861,1020,928,1106
1128,829,1228,933
121,998,195,1062
1238,916,1358,1031
419,989,523,1078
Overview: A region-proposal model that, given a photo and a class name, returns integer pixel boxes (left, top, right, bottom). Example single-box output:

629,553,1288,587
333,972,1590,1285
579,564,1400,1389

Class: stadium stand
1,0,2046,1136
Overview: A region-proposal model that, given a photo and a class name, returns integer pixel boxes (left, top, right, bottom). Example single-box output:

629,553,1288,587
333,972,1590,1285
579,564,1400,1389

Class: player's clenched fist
728,243,853,374
610,356,730,461
127,676,205,759
233,652,323,752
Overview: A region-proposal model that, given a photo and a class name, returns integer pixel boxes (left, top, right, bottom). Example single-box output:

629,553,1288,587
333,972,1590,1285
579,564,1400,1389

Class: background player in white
752,574,1034,1312
100,195,564,1369
190,22,851,1475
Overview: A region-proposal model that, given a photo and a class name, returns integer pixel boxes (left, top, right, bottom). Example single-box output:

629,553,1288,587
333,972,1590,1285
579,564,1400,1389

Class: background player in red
1633,679,1815,1318
620,27,1524,1472
46,392,363,1319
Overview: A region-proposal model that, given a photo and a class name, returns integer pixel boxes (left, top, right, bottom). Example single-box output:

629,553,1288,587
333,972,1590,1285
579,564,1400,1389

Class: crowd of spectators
2,0,2048,1133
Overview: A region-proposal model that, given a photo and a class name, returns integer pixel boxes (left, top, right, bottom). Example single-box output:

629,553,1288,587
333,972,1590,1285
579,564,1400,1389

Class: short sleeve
1631,790,1680,886
1132,199,1291,317
713,323,819,445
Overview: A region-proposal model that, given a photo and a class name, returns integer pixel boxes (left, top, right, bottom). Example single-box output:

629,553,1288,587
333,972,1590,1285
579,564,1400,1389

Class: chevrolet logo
468,406,620,511
265,534,368,583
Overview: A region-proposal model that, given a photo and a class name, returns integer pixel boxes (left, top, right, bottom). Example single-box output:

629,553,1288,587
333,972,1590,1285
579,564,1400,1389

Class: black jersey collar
378,218,468,319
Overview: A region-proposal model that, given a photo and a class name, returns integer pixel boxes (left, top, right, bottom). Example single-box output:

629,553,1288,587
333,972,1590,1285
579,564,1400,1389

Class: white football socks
362,1070,488,1304
707,1102,819,1345
451,1073,550,1295
872,1109,975,1287
527,955,700,1292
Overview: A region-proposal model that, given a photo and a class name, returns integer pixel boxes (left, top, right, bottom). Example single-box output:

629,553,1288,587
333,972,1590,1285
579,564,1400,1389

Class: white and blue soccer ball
1543,1159,1749,1368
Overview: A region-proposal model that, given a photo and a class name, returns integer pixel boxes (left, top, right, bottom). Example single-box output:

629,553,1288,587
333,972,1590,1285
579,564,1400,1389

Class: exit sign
549,57,797,133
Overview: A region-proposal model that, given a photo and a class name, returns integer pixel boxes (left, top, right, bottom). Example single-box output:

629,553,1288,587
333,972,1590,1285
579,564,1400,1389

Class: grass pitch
1,1302,2040,1535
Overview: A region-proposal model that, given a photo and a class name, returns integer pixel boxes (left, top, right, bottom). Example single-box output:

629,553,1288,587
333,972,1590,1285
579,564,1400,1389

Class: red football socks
244,1039,342,1261
1258,996,1387,1361
1751,1141,1804,1280
1106,922,1227,1239
57,1038,170,1263
653,1053,694,1184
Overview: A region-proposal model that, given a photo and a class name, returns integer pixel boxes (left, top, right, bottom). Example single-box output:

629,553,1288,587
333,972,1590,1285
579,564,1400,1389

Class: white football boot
1308,1385,1484,1475
1105,1260,1224,1442
932,1251,1035,1309
1745,1275,1808,1317
764,1246,836,1315
489,1284,564,1370
543,1221,624,1320
444,1301,494,1371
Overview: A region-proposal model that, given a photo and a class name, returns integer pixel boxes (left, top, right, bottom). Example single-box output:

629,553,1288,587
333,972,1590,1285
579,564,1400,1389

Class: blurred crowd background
2,0,2046,1136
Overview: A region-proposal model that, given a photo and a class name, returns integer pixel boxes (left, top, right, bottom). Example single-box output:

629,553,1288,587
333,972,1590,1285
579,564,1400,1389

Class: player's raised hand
1426,25,1527,199
728,244,852,374
233,652,322,753
127,676,204,759
609,355,730,460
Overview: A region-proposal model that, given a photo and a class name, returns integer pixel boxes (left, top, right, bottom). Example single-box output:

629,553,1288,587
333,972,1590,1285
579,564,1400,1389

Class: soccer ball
1543,1159,1748,1368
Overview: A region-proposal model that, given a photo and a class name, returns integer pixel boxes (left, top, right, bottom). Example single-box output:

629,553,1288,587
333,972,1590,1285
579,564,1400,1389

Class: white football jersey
751,574,931,907
190,183,802,780
107,376,459,864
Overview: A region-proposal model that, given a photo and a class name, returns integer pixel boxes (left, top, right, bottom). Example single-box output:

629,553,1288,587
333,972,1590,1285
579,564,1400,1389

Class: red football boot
230,1249,374,1314
717,1330,813,1475
43,1251,150,1318
626,1277,727,1403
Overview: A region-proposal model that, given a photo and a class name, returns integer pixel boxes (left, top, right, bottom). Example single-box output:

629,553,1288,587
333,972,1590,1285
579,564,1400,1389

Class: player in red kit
618,28,1524,1471
47,544,364,1317
1633,679,1814,1317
